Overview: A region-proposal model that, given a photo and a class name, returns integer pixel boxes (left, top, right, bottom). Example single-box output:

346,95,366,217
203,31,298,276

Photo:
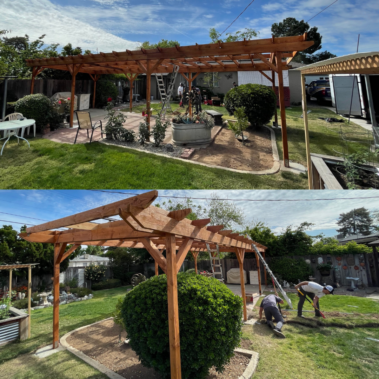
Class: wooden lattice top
0,264,39,270
25,35,313,75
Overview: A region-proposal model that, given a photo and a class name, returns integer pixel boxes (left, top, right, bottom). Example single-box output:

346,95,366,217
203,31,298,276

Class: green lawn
0,138,307,189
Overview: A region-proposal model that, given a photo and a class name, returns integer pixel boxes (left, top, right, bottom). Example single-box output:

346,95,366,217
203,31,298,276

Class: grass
0,138,307,189
245,293,379,379
274,106,374,167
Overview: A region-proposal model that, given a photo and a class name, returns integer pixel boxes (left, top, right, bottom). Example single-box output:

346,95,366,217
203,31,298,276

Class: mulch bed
190,127,273,171
67,319,250,379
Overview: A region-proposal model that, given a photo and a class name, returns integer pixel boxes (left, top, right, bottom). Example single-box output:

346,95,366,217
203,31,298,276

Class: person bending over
259,294,285,338
294,281,334,318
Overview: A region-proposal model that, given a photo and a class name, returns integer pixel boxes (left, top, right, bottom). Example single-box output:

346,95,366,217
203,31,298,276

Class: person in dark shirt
259,294,285,338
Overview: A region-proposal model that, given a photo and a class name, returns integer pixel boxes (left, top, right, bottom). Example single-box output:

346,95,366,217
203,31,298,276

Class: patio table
0,119,35,155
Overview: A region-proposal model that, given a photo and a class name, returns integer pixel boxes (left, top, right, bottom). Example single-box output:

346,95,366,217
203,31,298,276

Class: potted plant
172,110,214,145
317,263,332,276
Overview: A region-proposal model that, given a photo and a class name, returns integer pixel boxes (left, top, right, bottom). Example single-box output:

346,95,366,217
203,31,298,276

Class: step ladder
251,243,293,309
206,243,224,282
158,65,180,119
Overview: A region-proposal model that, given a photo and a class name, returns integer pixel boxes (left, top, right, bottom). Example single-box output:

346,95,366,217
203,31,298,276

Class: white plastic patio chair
3,113,24,138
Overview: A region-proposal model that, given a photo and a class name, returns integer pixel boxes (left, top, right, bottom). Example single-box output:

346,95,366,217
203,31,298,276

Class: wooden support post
188,73,193,117
8,269,12,300
28,265,32,338
30,69,36,95
165,234,182,379
70,64,77,128
301,73,313,189
129,76,134,112
272,70,278,127
262,251,267,286
53,244,61,349
91,75,100,109
255,251,262,295
276,53,289,168
236,248,247,321
146,61,152,136
155,261,159,276
191,252,199,274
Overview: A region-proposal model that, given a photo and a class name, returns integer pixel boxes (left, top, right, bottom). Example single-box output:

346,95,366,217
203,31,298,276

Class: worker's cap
324,285,334,294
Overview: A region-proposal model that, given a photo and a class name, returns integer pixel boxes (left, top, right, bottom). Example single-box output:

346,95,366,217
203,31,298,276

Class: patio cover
25,34,314,167
19,190,266,379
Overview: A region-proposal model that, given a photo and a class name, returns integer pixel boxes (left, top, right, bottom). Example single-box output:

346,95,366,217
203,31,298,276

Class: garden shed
19,190,266,379
25,35,313,167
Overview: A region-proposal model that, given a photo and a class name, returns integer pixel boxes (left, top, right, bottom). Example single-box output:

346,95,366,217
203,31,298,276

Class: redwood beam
53,243,64,348
236,248,247,321
155,261,159,276
277,52,289,167
70,64,76,128
192,251,199,274
146,60,152,135
255,250,262,296
176,237,194,272
272,70,278,127
166,234,182,379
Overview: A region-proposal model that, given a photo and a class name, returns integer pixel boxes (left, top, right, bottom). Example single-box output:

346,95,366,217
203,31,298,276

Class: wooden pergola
26,35,313,167
0,263,38,339
297,52,379,188
19,190,266,379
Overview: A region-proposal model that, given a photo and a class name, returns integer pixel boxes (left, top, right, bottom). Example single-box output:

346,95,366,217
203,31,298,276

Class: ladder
206,243,224,282
158,65,180,119
251,243,293,309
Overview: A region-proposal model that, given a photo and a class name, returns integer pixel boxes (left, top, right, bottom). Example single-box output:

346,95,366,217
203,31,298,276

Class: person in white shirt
178,83,184,107
294,281,334,318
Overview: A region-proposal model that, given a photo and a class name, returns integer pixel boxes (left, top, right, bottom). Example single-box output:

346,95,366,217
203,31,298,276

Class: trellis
20,191,266,379
26,35,313,167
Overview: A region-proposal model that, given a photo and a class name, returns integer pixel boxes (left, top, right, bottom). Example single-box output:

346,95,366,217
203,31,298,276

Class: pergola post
70,65,77,128
236,248,247,321
30,67,43,95
28,265,32,338
155,261,159,276
53,243,60,348
262,251,267,286
8,269,12,299
90,74,100,109
272,70,278,127
301,73,313,189
255,251,262,295
192,251,199,274
129,74,138,113
165,234,182,379
146,61,152,134
276,53,289,168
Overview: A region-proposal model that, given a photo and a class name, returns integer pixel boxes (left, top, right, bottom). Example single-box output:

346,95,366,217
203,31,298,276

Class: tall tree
140,39,180,49
337,208,373,237
271,17,335,64
209,28,257,43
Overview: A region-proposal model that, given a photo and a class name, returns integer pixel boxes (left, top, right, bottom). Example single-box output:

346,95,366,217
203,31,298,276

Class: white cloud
204,15,214,19
1,0,140,52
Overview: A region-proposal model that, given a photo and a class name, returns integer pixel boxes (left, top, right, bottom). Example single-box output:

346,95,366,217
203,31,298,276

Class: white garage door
238,71,289,87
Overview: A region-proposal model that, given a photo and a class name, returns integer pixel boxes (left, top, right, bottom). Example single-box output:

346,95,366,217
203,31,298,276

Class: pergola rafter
26,34,313,167
19,191,266,379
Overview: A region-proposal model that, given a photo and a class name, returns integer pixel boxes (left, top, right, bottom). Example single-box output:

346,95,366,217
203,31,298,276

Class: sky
1,0,379,57
0,190,377,238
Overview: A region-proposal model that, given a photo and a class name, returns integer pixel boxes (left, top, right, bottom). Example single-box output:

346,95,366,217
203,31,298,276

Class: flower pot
172,122,212,145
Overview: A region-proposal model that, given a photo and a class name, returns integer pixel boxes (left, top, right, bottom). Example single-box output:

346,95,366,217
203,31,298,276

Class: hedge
92,279,121,290
122,273,242,379
270,256,313,284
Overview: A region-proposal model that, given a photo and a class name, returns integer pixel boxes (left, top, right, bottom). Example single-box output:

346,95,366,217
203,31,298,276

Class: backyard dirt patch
67,319,249,379
191,127,273,171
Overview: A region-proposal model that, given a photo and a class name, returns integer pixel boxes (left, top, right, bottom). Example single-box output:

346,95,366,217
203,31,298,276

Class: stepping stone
180,148,195,159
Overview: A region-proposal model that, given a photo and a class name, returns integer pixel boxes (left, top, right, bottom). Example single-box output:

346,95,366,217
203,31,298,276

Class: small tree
138,121,150,145
152,118,169,147
227,107,249,142
84,264,107,283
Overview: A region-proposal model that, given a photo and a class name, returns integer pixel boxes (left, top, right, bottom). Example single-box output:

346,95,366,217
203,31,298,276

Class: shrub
65,278,78,288
122,274,242,379
112,269,136,285
152,118,169,147
224,84,276,128
92,279,121,290
70,287,92,297
12,298,38,309
270,257,313,284
96,80,118,108
105,102,135,142
85,264,107,283
0,297,11,320
138,121,150,145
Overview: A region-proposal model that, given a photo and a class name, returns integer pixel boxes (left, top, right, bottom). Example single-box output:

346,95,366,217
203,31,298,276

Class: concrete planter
172,122,212,145
0,307,29,345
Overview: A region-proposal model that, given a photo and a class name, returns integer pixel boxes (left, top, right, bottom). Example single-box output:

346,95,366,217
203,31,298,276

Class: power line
0,212,49,222
0,219,36,226
220,0,256,36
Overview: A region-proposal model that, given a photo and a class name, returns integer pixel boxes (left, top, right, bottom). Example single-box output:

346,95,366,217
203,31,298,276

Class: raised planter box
172,122,212,145
0,307,29,345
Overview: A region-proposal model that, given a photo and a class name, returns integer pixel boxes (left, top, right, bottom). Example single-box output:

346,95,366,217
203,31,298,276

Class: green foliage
152,118,170,147
14,94,53,131
96,80,118,108
227,107,249,139
202,72,219,90
316,263,332,271
209,27,258,43
312,240,371,256
270,257,313,284
105,102,135,142
61,43,91,57
140,39,180,49
337,207,373,237
12,298,38,309
70,287,92,297
64,278,78,288
224,84,276,128
92,279,121,291
342,152,370,189
121,274,242,379
113,297,125,341
138,121,151,145
85,245,104,256
0,297,11,320
84,264,107,283
184,268,197,275
106,247,135,284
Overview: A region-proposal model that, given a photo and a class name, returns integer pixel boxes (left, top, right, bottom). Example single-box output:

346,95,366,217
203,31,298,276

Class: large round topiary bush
14,94,52,131
121,273,243,379
224,84,276,128
270,256,313,284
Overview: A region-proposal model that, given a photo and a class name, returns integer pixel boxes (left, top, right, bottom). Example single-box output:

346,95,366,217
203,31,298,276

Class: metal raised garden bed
0,307,29,345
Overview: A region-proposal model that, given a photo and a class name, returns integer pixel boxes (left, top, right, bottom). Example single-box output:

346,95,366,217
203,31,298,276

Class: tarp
227,268,247,284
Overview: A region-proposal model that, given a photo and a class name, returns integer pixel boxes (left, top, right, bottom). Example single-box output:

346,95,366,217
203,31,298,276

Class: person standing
232,81,238,89
195,87,202,114
259,294,285,338
178,82,184,107
294,281,334,318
